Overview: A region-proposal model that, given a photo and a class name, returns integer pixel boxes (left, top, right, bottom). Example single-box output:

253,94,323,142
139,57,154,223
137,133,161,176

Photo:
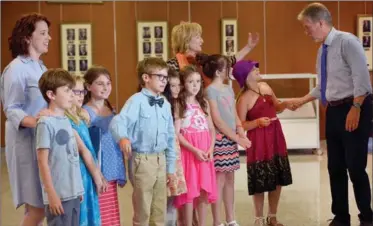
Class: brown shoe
267,214,284,226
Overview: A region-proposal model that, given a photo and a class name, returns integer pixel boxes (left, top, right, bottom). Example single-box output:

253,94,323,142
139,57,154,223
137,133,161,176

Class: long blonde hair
65,75,89,125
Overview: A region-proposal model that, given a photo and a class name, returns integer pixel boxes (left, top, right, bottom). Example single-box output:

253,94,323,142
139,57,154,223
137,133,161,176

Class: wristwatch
352,102,361,110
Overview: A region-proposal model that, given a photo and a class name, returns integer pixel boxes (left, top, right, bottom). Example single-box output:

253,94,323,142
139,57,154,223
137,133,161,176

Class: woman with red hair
1,13,51,226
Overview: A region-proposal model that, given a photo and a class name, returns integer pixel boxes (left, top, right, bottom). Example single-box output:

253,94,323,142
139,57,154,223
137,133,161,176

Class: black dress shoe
360,221,373,226
328,219,350,226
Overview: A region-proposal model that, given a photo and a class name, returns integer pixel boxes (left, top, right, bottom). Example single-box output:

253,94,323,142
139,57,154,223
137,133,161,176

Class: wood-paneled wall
1,1,372,146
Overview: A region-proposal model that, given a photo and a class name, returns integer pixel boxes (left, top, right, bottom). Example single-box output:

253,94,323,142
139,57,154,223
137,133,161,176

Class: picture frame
60,23,92,76
136,21,168,62
47,0,103,3
221,19,238,56
357,14,373,71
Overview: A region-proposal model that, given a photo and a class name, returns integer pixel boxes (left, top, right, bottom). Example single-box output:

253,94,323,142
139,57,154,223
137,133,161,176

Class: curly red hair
8,13,51,58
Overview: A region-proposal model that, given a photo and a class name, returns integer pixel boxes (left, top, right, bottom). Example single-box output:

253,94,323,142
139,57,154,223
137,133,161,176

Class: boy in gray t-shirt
36,69,84,226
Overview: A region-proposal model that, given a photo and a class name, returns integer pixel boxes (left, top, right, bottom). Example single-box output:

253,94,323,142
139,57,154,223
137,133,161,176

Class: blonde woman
167,21,259,87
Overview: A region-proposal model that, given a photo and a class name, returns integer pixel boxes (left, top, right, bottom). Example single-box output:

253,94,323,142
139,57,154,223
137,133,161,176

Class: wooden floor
1,141,373,226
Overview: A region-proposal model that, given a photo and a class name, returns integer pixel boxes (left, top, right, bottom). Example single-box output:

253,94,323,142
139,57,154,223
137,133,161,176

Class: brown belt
328,96,353,107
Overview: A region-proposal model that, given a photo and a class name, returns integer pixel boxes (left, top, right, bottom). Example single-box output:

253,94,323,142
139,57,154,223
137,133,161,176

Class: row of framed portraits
136,19,238,61
136,21,168,61
60,16,373,73
357,15,373,71
61,23,92,75
61,19,238,73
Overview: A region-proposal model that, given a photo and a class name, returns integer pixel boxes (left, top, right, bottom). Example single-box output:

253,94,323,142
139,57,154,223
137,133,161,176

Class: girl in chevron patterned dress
198,54,251,226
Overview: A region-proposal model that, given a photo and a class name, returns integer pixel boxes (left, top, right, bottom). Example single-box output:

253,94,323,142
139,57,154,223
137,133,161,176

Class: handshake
281,97,305,111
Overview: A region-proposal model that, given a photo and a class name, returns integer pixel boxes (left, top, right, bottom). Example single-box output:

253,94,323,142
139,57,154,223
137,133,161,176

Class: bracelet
236,124,243,128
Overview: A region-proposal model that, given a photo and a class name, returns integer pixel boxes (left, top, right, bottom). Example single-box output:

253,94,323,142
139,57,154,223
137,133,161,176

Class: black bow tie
148,96,164,108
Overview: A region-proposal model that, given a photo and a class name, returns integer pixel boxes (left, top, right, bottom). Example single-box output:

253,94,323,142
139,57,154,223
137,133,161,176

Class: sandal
254,217,266,226
226,220,240,226
266,214,284,226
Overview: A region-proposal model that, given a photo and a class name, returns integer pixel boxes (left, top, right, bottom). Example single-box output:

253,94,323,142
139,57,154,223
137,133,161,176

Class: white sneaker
226,220,240,226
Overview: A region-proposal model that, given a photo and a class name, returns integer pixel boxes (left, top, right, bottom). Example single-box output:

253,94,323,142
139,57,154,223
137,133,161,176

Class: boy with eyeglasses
109,57,176,226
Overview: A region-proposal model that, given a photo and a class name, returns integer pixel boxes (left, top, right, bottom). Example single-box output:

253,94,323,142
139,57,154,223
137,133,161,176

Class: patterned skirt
167,138,187,197
246,120,293,195
99,181,121,226
213,133,240,172
247,155,292,195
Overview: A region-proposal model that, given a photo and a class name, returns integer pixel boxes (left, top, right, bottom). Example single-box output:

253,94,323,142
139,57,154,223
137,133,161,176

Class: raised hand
247,32,259,49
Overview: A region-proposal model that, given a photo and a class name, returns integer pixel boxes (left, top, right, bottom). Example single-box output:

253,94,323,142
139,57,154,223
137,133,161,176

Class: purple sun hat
232,60,259,88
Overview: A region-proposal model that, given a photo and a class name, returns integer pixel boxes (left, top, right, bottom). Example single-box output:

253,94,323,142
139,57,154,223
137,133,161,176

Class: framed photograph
47,0,103,3
61,23,92,75
137,21,168,61
357,15,372,71
221,19,238,56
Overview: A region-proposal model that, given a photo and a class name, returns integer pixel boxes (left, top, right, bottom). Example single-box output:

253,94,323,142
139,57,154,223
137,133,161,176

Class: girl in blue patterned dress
65,75,107,226
82,66,126,226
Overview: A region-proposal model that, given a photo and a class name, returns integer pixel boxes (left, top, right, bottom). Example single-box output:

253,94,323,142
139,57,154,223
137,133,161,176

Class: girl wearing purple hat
197,54,251,226
234,60,293,226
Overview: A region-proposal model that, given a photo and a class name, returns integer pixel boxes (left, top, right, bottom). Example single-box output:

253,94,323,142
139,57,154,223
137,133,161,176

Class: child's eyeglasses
72,89,88,96
149,73,168,82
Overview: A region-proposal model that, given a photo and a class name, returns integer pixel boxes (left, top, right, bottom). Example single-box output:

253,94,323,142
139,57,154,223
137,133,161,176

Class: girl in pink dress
174,65,217,226
234,60,293,226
